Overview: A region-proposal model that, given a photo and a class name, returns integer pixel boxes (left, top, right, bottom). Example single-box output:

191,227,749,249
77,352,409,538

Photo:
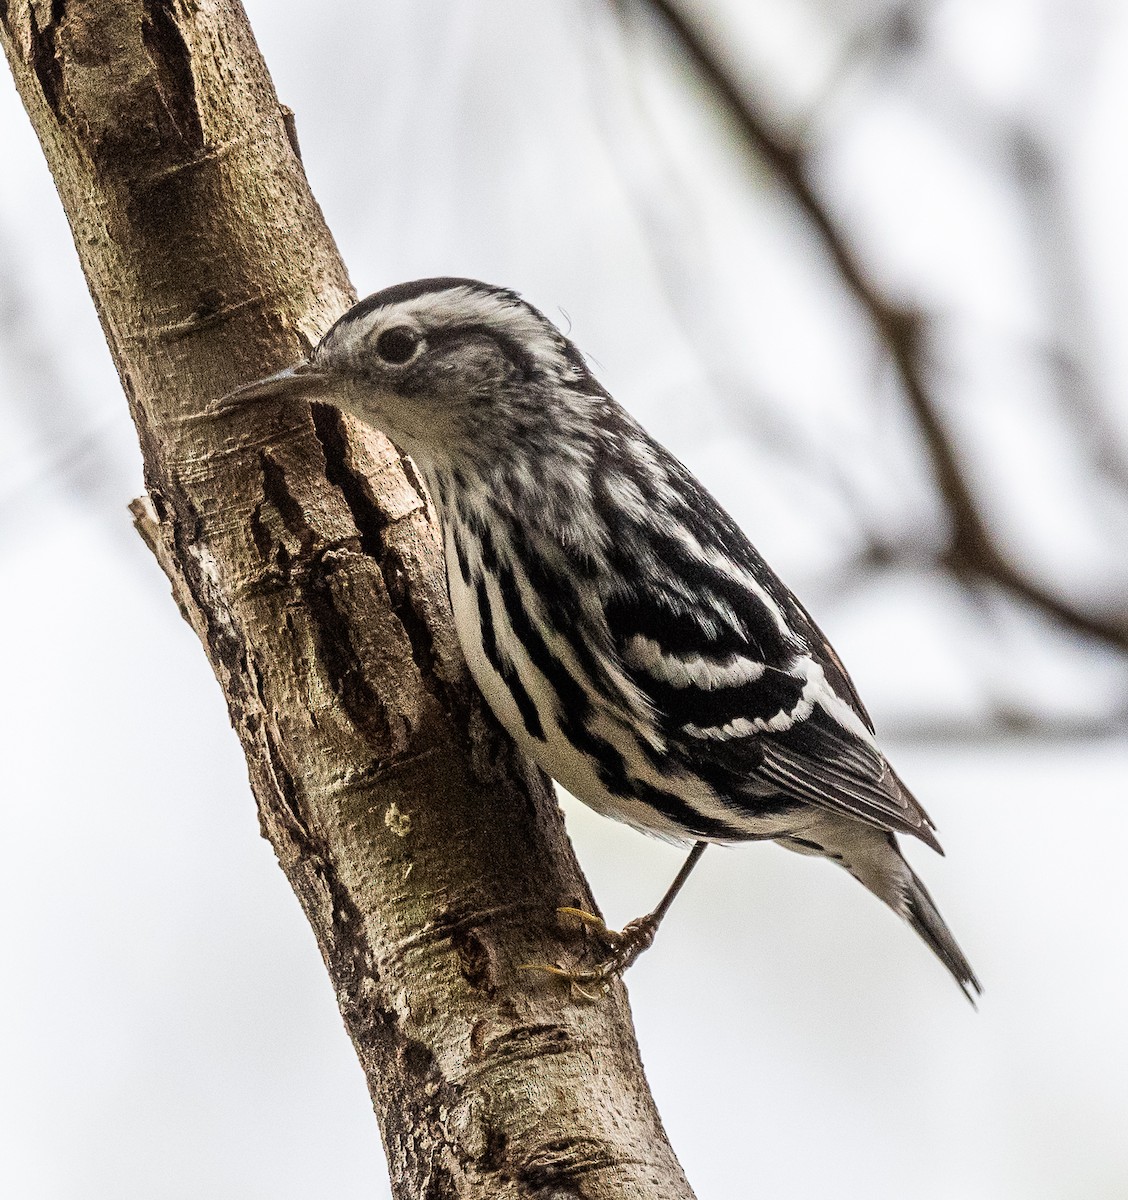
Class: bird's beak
210,361,335,415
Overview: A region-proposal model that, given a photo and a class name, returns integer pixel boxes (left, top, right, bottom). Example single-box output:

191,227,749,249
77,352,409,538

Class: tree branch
632,0,1128,653
2,3,694,1196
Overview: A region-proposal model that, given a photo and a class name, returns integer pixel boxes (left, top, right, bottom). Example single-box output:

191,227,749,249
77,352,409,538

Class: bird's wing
606,587,939,847
753,701,939,848
596,448,938,848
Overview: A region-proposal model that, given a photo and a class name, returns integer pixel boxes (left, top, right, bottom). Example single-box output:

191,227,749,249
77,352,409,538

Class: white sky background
1,1,1127,1196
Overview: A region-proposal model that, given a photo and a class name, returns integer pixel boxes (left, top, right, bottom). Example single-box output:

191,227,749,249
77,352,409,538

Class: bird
223,277,981,1002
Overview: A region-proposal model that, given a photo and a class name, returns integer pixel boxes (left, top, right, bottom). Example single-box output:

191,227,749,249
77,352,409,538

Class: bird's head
222,278,602,475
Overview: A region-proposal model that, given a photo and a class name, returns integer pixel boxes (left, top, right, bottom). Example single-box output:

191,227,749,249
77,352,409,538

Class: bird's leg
558,840,708,973
522,842,707,1000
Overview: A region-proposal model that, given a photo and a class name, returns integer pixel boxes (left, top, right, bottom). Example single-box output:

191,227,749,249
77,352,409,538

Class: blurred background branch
623,0,1128,662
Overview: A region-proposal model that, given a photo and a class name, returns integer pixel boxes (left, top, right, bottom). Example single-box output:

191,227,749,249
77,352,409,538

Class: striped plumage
229,277,980,1001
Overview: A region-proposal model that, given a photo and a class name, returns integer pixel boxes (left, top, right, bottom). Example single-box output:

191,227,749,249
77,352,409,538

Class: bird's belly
444,551,681,837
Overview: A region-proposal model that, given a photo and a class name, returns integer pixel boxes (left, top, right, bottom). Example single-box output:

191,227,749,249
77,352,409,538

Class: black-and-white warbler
226,277,980,1001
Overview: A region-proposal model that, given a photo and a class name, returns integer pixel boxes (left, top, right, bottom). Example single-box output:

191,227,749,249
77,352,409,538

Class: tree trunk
1,3,695,1196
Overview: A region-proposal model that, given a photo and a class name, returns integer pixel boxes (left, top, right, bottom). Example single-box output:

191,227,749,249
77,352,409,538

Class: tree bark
1,3,695,1196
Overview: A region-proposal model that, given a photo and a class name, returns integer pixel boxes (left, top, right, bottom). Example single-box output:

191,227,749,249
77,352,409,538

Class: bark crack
310,402,442,689
139,0,204,149
257,446,321,575
166,489,251,703
260,718,311,840
475,1022,571,1064
28,0,66,121
304,549,396,744
516,1136,643,1194
451,925,497,996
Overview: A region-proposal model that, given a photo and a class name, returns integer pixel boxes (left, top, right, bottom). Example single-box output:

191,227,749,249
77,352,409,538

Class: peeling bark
3,3,696,1196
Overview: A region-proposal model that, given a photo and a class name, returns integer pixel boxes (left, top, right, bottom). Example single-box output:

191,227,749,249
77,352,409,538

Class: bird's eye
375,326,421,365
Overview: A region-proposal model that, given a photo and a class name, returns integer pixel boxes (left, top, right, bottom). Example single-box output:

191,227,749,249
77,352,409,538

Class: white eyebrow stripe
374,286,570,375
624,634,766,690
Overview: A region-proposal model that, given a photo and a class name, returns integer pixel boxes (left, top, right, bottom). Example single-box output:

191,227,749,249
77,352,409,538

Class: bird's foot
518,907,660,1002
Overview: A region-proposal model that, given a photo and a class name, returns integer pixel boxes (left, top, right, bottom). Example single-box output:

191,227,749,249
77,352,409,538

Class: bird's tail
782,821,981,1003
898,854,981,1003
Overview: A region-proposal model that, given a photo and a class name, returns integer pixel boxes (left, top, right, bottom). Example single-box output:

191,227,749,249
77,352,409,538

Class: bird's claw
555,906,620,943
518,907,661,1001
517,961,612,1003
